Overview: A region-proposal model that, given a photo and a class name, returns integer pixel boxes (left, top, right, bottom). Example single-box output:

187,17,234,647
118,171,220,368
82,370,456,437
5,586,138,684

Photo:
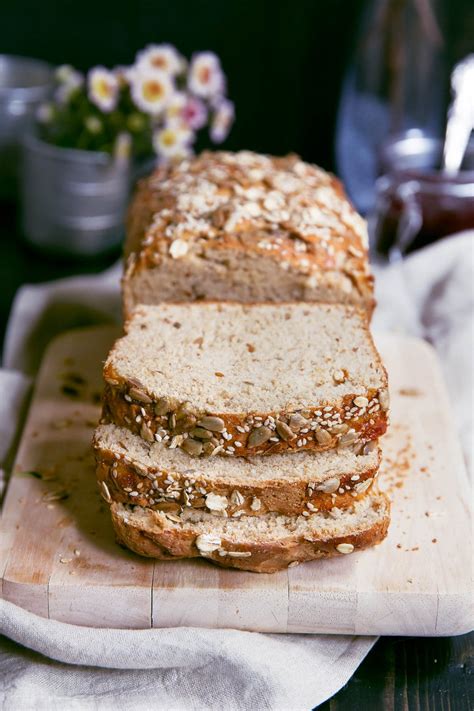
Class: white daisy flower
135,43,185,76
153,125,193,160
131,69,173,115
210,99,235,143
188,52,225,99
88,67,119,113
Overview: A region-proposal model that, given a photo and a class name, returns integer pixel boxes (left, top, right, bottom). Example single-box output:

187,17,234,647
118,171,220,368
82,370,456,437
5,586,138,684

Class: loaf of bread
94,424,381,517
102,302,388,458
123,151,374,317
110,491,390,573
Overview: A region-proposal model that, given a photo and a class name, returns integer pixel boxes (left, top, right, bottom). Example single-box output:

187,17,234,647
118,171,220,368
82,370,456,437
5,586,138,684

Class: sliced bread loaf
110,491,390,572
94,424,381,517
123,151,374,318
102,302,389,457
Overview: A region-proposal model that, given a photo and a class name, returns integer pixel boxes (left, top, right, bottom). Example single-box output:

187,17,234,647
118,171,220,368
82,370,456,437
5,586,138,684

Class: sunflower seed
155,397,174,416
197,416,225,432
176,411,197,429
247,426,272,448
129,388,152,404
315,428,332,445
181,438,203,456
125,377,144,389
190,427,213,440
276,420,296,441
140,422,155,442
288,413,308,432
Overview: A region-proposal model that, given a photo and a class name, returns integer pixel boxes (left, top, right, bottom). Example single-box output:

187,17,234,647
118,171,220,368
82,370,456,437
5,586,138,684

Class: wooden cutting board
0,326,472,635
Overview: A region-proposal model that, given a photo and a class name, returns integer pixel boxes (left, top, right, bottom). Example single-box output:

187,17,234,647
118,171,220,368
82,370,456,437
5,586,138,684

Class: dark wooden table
1,201,473,711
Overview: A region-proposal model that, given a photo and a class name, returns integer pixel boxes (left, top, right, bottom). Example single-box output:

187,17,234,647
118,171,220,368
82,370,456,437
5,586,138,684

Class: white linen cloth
0,232,473,710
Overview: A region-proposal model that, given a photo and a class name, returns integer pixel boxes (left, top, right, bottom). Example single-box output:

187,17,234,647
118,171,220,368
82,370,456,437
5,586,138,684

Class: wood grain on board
0,326,472,634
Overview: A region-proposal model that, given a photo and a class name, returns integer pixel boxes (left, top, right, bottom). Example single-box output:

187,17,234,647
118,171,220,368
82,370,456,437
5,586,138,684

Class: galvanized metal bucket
0,55,53,199
21,134,133,257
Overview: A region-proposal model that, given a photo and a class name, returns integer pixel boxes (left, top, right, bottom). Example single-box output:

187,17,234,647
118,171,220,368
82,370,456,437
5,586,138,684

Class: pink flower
182,96,208,130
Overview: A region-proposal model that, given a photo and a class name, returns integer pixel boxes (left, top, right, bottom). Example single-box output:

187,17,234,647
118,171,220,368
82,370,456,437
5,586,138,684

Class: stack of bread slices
94,151,390,573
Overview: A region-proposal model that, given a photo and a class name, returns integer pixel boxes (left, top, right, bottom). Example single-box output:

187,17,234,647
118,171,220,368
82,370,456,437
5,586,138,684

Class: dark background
1,0,370,170
2,0,473,166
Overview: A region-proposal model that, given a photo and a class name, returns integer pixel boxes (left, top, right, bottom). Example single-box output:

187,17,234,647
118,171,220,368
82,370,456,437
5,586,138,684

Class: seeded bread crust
94,426,381,517
110,493,390,573
123,151,375,318
101,382,388,459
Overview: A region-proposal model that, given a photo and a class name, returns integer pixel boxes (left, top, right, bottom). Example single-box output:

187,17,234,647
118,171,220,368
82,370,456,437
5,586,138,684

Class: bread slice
102,302,389,458
109,491,390,573
123,151,375,318
94,424,381,516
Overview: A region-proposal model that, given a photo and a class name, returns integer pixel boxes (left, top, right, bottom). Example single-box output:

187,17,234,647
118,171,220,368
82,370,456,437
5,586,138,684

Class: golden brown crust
110,495,391,573
101,379,388,459
95,440,381,517
123,151,375,317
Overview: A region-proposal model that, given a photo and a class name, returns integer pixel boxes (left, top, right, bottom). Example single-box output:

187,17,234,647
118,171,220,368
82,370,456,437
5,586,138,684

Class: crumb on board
398,388,422,397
